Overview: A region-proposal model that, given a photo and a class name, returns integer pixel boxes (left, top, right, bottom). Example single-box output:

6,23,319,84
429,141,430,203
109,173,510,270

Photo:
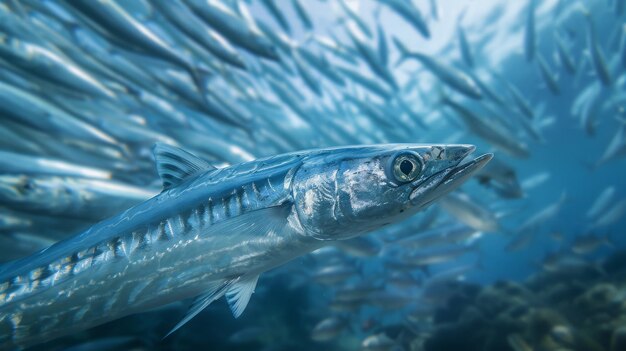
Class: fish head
292,144,492,240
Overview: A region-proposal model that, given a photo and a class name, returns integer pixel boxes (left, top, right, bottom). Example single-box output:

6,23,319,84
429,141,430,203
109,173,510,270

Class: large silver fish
0,144,491,348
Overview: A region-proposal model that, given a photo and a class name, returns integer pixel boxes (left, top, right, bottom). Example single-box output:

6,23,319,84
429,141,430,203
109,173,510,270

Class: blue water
0,0,625,350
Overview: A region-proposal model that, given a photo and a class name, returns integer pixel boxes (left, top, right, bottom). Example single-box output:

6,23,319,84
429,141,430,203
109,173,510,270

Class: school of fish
0,0,624,350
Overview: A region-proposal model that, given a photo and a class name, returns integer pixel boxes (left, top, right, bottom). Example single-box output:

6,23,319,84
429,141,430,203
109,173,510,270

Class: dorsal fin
153,143,215,190
225,274,259,318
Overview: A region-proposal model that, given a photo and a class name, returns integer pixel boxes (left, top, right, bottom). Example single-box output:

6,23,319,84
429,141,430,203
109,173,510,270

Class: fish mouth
409,152,493,208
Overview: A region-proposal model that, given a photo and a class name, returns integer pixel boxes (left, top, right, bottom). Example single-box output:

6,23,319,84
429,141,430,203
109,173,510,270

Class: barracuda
0,143,491,349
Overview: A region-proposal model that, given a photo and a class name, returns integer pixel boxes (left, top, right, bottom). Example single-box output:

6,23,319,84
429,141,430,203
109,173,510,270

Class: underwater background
0,0,625,350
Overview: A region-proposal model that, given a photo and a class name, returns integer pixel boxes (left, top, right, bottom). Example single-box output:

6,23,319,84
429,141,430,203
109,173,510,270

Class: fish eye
391,153,423,183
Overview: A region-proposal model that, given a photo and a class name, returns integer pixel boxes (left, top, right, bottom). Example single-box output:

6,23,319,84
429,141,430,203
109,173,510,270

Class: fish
475,157,524,199
62,0,209,97
589,199,626,229
388,222,479,250
521,171,551,191
582,8,613,86
292,50,323,96
379,209,440,243
312,264,358,285
509,192,565,251
389,243,478,268
595,121,626,168
338,0,372,38
395,97,429,130
0,150,112,179
554,32,577,75
337,66,393,100
381,0,430,39
334,280,381,302
335,235,381,257
586,186,616,219
517,192,567,234
426,260,482,283
571,233,614,255
346,25,397,90
508,333,532,351
0,34,116,99
153,0,246,70
0,175,156,220
0,212,33,233
310,316,347,342
524,0,536,61
466,71,508,107
252,19,292,55
440,95,530,158
536,54,560,95
457,23,474,68
0,81,118,146
313,34,358,64
505,228,535,252
0,143,490,348
361,333,398,351
337,0,372,39
386,271,421,290
429,0,440,21
395,38,482,100
291,0,312,31
185,0,279,61
259,0,291,35
297,47,346,87
439,192,501,232
502,80,534,120
576,84,602,136
376,22,389,68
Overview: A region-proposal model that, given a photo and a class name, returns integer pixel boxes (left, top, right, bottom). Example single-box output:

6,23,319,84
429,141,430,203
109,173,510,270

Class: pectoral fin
226,274,260,318
164,274,261,337
164,279,230,338
164,204,293,337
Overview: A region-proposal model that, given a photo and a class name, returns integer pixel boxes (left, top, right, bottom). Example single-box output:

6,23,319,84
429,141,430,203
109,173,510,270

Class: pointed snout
444,144,476,165
409,150,492,208
440,153,493,191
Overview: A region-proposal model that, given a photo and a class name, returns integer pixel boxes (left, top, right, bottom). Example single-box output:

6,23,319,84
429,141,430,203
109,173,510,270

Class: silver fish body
185,0,279,61
0,144,490,348
395,39,482,100
0,34,115,99
441,95,530,158
536,54,560,95
583,10,612,86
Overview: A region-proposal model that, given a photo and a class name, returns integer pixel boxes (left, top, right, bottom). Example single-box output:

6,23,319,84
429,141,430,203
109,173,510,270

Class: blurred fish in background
0,0,624,350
